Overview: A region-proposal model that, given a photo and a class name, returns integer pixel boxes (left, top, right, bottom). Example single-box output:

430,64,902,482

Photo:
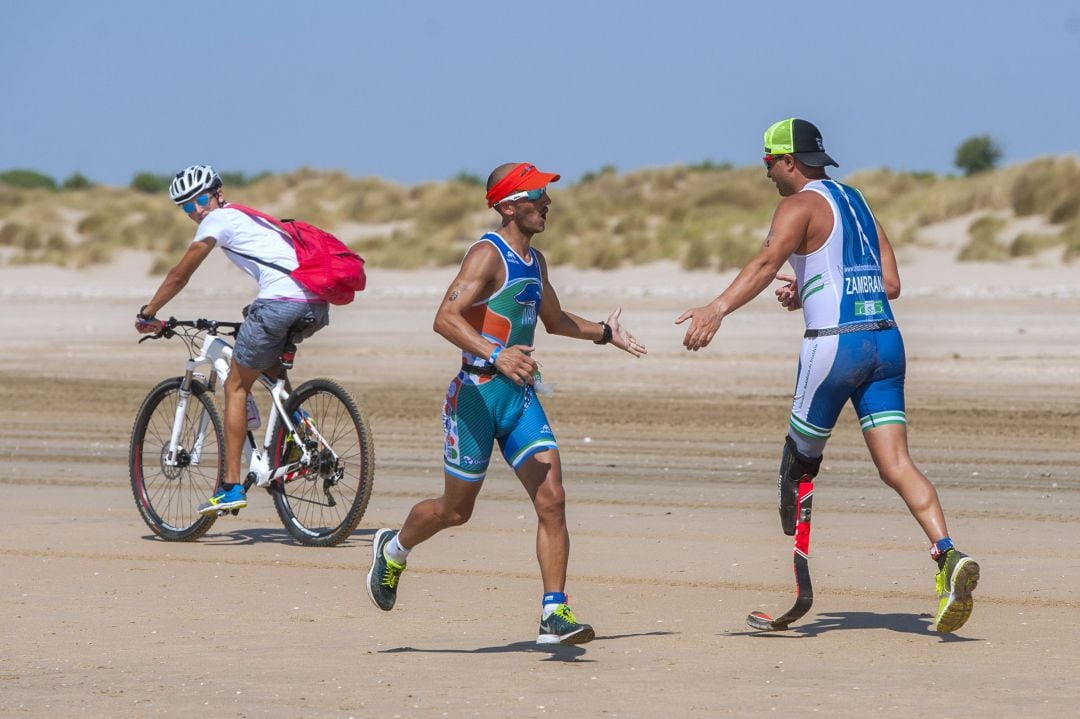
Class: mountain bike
128,317,374,547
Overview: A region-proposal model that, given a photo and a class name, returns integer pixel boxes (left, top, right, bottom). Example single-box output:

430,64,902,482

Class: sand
1,245,1078,718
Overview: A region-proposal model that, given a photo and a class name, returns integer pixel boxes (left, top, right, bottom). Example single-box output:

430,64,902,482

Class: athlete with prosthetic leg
678,119,979,633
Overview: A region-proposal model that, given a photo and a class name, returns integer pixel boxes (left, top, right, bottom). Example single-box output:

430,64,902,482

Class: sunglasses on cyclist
496,187,547,205
180,192,215,214
763,153,789,170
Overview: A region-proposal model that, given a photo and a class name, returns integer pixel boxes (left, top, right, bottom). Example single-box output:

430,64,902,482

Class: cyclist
366,162,646,645
675,119,979,633
134,164,329,516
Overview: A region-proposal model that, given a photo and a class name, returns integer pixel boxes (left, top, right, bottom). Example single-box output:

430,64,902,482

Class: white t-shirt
193,205,318,300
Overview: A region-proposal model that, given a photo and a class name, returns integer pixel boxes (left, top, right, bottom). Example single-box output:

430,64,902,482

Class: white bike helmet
169,164,222,204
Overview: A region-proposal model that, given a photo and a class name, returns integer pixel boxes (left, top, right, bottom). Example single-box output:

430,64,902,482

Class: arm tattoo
448,283,466,302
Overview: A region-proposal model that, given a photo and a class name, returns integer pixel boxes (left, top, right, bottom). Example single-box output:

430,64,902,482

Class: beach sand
1,245,1078,718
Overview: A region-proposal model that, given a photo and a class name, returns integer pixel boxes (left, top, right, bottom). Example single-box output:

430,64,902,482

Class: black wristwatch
137,304,155,321
594,320,612,345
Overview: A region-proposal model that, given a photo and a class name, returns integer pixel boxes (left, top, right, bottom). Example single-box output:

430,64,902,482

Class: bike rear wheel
269,378,374,547
129,377,223,541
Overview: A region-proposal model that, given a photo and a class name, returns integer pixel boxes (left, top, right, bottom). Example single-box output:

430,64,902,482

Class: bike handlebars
138,317,242,343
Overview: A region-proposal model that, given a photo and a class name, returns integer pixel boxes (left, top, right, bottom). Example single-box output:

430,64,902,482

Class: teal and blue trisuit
442,233,557,482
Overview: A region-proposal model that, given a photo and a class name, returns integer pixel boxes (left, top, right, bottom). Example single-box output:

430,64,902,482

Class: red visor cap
486,163,562,207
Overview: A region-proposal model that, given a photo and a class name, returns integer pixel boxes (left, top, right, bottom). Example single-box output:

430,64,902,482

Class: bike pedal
230,508,241,516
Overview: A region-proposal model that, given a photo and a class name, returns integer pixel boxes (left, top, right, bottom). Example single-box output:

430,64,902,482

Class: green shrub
131,172,172,194
688,159,734,173
220,170,271,187
954,135,1002,176
579,165,617,184
453,171,483,187
61,172,95,190
0,169,57,190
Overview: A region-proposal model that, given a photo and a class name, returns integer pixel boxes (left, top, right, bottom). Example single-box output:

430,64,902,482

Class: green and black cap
763,118,838,168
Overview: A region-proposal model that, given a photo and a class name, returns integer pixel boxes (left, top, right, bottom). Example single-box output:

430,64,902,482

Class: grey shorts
233,298,330,370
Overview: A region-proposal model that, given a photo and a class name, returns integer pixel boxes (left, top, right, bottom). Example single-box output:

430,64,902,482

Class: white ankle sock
385,534,411,564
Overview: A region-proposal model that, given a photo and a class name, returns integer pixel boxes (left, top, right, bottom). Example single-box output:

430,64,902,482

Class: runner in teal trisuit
366,162,646,645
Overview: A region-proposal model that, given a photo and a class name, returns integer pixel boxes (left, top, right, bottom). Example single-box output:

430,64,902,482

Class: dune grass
2,156,1079,273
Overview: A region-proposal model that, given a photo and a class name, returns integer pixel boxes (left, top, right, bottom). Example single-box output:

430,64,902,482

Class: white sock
385,534,411,564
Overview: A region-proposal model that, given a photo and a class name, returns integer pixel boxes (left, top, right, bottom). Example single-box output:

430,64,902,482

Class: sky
3,1,1079,188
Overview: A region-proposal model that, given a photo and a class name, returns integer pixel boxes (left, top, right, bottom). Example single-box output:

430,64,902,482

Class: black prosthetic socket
778,436,822,536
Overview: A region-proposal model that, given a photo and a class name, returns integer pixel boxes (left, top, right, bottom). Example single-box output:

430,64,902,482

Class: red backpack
224,203,366,305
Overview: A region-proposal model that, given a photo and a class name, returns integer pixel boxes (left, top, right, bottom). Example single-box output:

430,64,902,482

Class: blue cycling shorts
788,327,907,441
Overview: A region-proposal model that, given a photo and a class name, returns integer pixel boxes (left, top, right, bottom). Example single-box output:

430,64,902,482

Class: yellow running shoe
934,549,980,633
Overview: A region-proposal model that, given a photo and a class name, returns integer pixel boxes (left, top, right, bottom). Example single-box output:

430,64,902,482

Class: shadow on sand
381,631,677,662
726,611,981,642
142,525,376,547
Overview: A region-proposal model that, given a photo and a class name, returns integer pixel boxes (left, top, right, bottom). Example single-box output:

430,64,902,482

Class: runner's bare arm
676,194,810,351
535,253,646,356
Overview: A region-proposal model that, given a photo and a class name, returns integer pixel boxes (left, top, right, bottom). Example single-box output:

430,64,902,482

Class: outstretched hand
774,273,801,311
675,301,722,351
607,307,647,357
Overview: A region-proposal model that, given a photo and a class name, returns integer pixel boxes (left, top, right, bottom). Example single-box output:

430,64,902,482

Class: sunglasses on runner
180,193,214,214
763,153,789,170
496,187,547,204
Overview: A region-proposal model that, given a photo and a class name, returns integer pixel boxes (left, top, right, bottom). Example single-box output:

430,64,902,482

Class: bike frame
164,329,337,487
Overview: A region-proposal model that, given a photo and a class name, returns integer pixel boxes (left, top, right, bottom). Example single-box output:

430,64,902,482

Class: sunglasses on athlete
180,192,214,214
496,187,547,204
763,153,789,170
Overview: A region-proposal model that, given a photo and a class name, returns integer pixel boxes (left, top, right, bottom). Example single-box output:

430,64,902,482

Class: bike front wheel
269,378,374,547
130,377,223,541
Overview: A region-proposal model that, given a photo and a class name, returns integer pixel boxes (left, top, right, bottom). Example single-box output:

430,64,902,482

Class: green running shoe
537,604,595,645
367,528,406,611
933,549,980,633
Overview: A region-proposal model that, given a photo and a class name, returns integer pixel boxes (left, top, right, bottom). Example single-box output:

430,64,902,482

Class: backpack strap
220,246,294,277
225,203,296,244
219,203,296,276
